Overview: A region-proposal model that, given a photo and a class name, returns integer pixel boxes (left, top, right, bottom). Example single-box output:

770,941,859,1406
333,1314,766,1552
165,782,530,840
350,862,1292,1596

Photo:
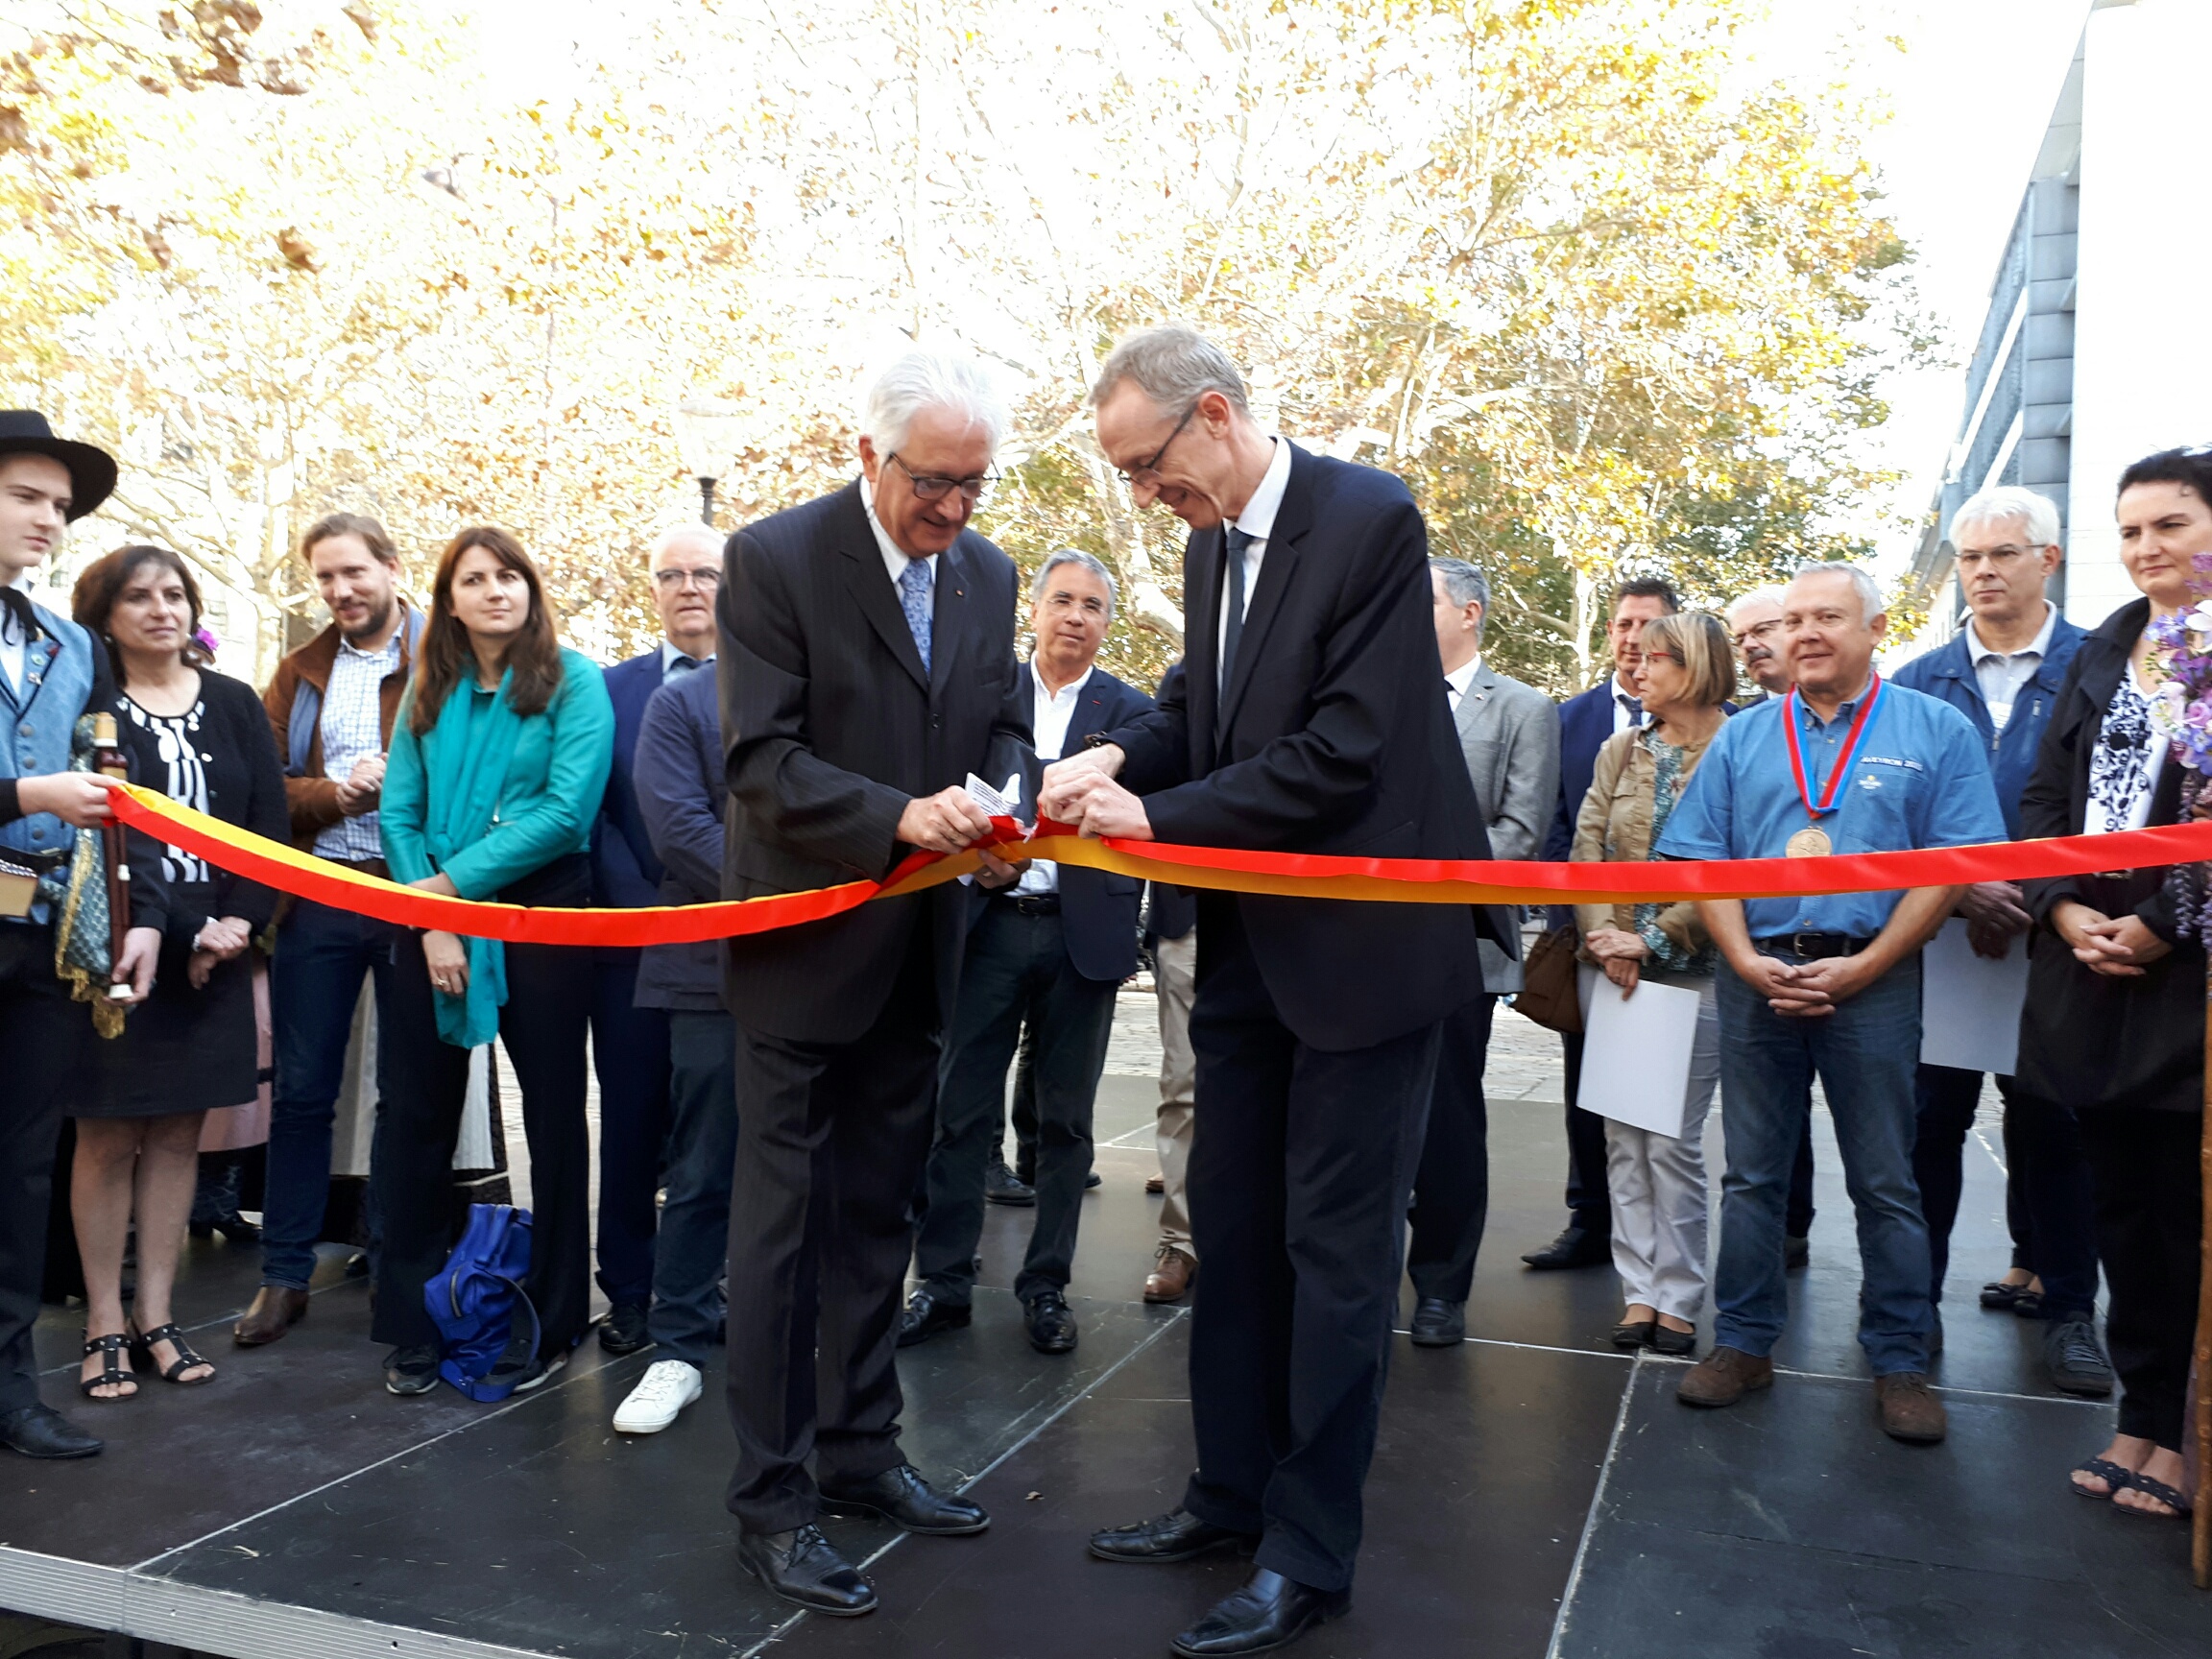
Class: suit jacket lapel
1217,443,1311,740
928,540,970,703
833,483,928,692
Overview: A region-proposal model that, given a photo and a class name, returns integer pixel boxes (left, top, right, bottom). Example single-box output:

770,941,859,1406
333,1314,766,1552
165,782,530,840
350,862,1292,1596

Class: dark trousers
723,931,941,1534
373,860,595,1357
1912,1066,2098,1317
1558,1031,1610,1237
1406,995,1494,1303
0,923,87,1413
263,897,401,1290
591,948,672,1309
651,1010,738,1367
2077,1106,2202,1450
1007,1034,1043,1184
918,902,1117,1307
1183,904,1441,1593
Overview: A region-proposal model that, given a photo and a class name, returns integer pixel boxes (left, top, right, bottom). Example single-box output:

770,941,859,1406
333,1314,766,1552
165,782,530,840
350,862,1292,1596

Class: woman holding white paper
1572,611,1734,1356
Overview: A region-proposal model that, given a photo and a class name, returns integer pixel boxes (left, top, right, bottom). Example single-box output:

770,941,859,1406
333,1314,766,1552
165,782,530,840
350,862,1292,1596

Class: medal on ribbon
1782,675,1884,858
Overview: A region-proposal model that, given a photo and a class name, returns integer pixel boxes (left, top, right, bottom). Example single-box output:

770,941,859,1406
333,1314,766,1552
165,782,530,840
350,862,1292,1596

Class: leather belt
994,893,1061,917
1754,932,1873,960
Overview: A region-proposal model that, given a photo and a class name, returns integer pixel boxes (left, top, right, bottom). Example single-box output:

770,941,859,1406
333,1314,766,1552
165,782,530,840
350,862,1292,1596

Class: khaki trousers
1154,928,1197,1256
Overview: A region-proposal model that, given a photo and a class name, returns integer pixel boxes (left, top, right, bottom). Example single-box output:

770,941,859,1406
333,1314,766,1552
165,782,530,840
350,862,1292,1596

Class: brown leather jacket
261,607,419,850
1571,723,1717,964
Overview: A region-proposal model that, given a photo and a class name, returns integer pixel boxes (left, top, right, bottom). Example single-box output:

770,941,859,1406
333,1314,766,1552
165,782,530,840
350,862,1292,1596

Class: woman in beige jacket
1571,612,1734,1356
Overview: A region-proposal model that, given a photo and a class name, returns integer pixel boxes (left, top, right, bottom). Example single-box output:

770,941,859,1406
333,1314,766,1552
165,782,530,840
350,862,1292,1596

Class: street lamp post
674,397,747,527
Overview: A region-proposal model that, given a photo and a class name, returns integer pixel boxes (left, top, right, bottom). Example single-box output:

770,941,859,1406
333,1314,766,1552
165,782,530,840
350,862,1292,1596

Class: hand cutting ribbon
105,781,2212,949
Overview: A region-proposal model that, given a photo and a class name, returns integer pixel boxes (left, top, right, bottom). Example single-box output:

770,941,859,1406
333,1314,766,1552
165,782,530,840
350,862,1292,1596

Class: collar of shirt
1964,600,2057,670
1030,662,1094,760
1231,435,1291,545
1444,655,1480,708
1793,675,1876,733
335,628,402,669
859,473,933,588
661,638,714,675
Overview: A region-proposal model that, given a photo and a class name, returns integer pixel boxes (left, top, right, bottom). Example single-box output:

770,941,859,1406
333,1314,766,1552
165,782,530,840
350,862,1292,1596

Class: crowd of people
0,327,2203,1657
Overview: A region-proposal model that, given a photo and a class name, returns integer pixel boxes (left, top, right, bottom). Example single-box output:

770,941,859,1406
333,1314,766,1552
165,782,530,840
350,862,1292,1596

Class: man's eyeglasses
1954,544,2038,570
885,452,996,504
653,567,722,592
1730,620,1784,648
1116,402,1197,490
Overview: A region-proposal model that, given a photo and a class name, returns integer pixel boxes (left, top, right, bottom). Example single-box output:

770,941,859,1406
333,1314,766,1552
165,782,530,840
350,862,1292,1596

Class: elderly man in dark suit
588,521,723,1355
902,550,1153,1358
1044,326,1507,1659
1404,557,1559,1346
1524,574,1678,1272
715,349,1032,1617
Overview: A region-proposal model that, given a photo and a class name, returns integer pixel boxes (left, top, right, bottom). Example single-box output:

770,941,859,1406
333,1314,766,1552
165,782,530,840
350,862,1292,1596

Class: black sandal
1978,1280,2026,1311
132,1322,215,1386
79,1333,139,1402
2070,1455,2133,1500
2116,1469,2194,1519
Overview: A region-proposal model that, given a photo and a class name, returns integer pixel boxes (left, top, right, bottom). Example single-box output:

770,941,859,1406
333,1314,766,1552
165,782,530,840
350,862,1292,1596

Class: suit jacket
981,661,1151,983
717,481,1032,1044
632,663,726,1011
591,648,672,911
1455,661,1559,992
1103,441,1503,1052
1889,612,2084,840
1544,678,1630,861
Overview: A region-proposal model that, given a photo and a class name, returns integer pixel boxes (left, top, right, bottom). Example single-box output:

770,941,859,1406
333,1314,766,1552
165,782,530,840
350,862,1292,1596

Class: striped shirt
312,633,402,861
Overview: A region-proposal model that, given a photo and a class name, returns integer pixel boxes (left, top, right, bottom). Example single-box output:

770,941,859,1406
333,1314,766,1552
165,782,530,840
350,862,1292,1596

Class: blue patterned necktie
899,558,933,672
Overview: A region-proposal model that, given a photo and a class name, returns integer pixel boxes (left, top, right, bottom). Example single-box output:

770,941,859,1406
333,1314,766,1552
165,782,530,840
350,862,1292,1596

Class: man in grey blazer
1405,557,1560,1344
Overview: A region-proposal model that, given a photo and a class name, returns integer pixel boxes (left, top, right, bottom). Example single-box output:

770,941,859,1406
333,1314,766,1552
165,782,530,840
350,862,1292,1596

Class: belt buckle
1789,931,1820,958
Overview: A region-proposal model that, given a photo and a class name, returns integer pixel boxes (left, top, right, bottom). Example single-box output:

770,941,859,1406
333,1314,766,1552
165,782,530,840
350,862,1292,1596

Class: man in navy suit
1523,575,1678,1273
1045,327,1507,1658
587,521,722,1354
1889,484,2107,1396
902,550,1151,1358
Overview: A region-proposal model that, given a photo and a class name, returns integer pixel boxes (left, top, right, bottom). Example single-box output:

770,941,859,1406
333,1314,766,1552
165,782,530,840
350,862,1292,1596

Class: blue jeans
262,898,401,1291
651,1011,738,1366
1714,950,1933,1375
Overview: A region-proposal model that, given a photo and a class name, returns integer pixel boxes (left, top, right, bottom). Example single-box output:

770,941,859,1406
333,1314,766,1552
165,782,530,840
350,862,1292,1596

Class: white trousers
1602,970,1720,1321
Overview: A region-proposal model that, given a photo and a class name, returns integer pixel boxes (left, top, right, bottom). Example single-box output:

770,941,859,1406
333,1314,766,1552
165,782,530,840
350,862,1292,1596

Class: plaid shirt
311,632,402,861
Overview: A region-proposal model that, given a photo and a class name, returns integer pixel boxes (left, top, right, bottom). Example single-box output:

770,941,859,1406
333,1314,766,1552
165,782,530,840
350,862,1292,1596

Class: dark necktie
0,587,35,646
668,654,700,676
1221,526,1254,685
1619,691,1643,726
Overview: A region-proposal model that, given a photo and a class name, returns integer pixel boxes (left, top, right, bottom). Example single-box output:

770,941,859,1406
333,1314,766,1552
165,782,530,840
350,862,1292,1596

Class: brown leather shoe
1675,1345,1773,1408
1873,1372,1947,1444
1143,1247,1195,1305
233,1286,310,1348
1145,1174,1166,1195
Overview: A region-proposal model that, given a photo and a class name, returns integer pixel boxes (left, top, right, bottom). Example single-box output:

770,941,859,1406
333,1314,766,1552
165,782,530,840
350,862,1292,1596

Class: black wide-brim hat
0,411,118,520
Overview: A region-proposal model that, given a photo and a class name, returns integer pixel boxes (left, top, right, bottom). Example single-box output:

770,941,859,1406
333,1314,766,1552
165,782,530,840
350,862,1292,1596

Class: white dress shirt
0,597,23,697
1963,601,2057,733
1215,436,1292,686
859,474,926,588
1444,655,1480,712
1610,673,1641,733
1016,663,1094,897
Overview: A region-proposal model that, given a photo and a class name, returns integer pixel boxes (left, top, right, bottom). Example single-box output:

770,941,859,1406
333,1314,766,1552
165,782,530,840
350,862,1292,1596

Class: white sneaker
613,1358,703,1433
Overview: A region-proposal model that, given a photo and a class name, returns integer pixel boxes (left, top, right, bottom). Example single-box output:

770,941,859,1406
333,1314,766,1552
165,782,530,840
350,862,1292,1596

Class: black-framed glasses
1116,402,1197,490
1730,619,1783,647
885,452,996,503
653,567,723,591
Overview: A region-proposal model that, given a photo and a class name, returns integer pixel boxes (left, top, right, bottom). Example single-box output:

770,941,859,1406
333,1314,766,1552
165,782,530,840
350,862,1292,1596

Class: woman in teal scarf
373,526,613,1398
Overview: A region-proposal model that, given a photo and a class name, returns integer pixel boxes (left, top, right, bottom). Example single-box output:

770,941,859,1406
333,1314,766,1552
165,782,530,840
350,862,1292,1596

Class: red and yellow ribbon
108,781,2212,949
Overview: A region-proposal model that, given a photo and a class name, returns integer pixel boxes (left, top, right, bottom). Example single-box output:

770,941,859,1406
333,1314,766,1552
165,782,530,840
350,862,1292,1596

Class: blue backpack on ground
425,1203,539,1403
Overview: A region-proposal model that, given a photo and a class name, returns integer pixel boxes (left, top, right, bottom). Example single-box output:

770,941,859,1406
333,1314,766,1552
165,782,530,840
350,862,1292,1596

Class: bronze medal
1786,826,1833,858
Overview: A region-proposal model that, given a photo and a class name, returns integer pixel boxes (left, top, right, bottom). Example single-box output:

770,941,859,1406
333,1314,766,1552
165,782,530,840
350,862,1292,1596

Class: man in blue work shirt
1657,563,2005,1446
1889,486,2109,1401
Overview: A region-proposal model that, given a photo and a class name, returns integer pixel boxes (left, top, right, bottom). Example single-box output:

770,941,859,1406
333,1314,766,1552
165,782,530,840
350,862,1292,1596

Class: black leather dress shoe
735,1524,877,1616
1521,1226,1609,1270
598,1301,651,1355
1171,1568,1350,1657
1407,1296,1465,1347
983,1160,1036,1208
0,1404,102,1459
896,1289,972,1349
819,1463,989,1534
1089,1509,1251,1564
1024,1289,1078,1354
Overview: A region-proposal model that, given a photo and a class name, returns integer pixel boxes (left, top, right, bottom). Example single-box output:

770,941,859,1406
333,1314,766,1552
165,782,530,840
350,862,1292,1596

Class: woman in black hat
0,414,162,1459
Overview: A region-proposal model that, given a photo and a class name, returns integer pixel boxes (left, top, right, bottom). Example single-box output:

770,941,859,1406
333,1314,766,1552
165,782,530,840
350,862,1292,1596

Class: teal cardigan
383,646,614,1045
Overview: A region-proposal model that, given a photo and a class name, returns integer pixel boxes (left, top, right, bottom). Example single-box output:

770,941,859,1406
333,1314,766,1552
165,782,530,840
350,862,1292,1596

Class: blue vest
0,599,99,924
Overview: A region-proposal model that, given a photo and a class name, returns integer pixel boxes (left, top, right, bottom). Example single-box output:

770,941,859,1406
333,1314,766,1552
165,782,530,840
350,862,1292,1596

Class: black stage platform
3,1013,2204,1658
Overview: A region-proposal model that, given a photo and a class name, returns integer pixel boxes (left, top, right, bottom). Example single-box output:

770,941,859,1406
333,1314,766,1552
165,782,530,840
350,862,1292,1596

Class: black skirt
70,880,257,1118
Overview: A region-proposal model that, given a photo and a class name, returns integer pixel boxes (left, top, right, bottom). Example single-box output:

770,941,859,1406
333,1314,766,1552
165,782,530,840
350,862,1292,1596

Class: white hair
1724,585,1787,621
1950,485,2060,550
1030,548,1117,619
649,522,724,567
860,349,1007,455
1791,561,1887,621
1091,325,1252,417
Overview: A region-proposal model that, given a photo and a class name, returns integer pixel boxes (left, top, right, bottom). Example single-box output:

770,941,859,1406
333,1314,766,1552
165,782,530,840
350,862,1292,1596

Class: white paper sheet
1575,968,1704,1139
1919,918,2029,1076
964,771,1024,823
